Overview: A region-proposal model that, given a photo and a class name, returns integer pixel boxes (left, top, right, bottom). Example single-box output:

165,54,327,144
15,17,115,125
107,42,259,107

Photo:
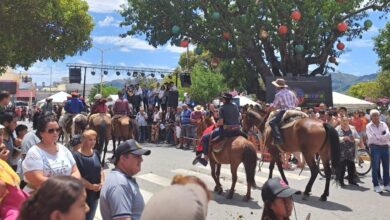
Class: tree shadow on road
293,195,352,211
212,190,261,209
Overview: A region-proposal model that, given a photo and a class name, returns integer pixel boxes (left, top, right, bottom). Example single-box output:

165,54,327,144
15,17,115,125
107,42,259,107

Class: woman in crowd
73,129,103,220
0,113,17,168
261,177,298,220
335,116,361,186
18,176,89,220
22,115,80,193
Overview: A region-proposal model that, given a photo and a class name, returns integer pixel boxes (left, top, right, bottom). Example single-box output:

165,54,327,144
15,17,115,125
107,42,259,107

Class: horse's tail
97,120,106,155
242,143,258,188
323,123,341,177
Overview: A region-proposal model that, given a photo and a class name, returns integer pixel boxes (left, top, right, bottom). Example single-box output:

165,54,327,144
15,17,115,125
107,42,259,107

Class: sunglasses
47,128,61,134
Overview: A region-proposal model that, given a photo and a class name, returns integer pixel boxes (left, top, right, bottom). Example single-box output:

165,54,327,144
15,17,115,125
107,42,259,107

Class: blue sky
18,0,388,85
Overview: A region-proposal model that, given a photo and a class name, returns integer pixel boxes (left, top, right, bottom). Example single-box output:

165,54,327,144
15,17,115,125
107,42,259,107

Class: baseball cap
114,139,151,159
261,177,298,203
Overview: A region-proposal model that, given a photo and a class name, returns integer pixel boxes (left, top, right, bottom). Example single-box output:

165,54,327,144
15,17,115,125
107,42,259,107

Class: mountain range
104,72,378,93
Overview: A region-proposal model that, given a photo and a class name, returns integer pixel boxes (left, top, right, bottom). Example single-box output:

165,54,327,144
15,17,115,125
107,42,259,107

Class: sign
0,81,17,94
265,76,333,107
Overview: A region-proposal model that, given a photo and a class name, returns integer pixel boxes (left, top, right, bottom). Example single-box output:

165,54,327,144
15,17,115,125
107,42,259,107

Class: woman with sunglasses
22,114,80,193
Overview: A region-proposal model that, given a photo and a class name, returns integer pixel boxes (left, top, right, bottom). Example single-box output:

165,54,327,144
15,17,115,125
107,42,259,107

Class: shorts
175,126,181,139
180,124,192,138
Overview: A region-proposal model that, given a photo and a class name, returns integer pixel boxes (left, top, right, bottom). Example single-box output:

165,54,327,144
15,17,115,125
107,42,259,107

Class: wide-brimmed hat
221,93,233,100
261,177,298,203
272,78,288,88
194,105,204,112
94,94,103,100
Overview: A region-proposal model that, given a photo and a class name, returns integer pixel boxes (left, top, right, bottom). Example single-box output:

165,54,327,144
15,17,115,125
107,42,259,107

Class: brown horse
112,115,135,155
205,134,258,201
242,110,341,201
59,113,88,143
88,113,112,163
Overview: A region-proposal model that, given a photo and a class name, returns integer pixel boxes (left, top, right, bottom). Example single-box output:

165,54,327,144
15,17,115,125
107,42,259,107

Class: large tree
0,0,94,71
374,22,390,71
120,0,390,98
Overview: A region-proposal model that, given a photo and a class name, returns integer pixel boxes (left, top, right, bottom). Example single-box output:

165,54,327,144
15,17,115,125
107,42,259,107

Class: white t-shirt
22,144,76,192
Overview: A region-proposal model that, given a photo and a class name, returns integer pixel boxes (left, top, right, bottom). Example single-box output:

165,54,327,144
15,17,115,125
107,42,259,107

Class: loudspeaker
180,72,191,87
167,91,179,108
69,68,81,84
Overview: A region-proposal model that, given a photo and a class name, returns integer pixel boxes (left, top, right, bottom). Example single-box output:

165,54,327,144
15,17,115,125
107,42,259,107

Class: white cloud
86,0,127,13
98,16,118,27
76,59,92,64
133,63,172,70
347,39,373,48
93,35,194,54
119,62,126,66
16,61,69,85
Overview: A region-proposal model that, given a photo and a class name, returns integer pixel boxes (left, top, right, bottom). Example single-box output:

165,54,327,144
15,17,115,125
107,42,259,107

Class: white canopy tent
37,91,70,105
234,95,260,106
332,92,376,111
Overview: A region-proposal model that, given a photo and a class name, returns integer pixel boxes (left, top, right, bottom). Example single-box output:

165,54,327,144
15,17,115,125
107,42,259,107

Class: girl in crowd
18,176,89,220
22,114,80,193
73,130,104,220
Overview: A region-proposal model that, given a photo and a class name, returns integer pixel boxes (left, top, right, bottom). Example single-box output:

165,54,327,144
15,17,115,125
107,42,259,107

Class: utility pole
49,66,53,95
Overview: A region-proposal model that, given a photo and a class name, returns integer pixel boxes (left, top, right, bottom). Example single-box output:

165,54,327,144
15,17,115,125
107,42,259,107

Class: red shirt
113,98,130,115
91,101,107,114
196,124,216,151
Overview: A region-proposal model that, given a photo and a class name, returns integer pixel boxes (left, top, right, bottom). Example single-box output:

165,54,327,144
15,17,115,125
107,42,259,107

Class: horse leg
275,156,289,185
216,164,221,181
210,160,222,194
227,162,239,200
268,158,275,179
102,139,109,164
320,158,331,201
111,136,116,159
303,157,319,200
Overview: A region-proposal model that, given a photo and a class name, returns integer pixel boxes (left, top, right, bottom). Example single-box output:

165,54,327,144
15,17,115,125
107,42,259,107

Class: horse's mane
247,110,263,121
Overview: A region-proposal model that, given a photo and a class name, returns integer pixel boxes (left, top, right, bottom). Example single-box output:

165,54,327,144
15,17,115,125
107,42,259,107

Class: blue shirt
64,98,84,114
180,109,192,125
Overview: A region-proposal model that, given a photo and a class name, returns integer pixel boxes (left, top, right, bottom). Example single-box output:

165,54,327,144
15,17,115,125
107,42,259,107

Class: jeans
370,144,389,187
139,126,148,142
202,128,220,155
85,191,99,220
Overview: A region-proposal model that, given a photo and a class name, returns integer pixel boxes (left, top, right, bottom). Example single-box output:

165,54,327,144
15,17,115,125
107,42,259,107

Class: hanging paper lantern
222,32,231,40
195,47,203,55
364,20,373,29
259,29,269,39
278,25,288,35
336,41,345,50
180,40,189,47
337,22,348,32
294,45,304,54
290,10,301,21
211,57,220,67
171,25,180,34
211,12,220,20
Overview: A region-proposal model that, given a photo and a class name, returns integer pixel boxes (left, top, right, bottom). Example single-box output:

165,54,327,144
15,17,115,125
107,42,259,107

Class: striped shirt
270,88,298,111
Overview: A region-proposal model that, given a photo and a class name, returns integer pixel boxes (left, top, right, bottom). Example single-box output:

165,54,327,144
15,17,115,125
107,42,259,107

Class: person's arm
24,170,49,189
71,164,81,179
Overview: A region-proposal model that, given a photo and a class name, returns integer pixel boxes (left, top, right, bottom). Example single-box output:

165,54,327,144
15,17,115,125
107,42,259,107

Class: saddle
267,110,308,129
210,138,229,153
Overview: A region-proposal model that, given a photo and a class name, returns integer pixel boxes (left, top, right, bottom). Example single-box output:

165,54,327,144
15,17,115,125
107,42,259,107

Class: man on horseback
90,94,108,115
60,92,85,135
193,93,241,165
40,97,53,116
268,78,298,145
113,91,131,118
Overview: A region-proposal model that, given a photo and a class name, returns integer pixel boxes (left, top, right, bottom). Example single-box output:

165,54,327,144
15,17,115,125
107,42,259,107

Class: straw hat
194,105,204,112
271,78,288,88
94,94,103,100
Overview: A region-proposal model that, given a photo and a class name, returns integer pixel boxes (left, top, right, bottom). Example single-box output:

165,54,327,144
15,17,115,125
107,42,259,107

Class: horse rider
268,78,299,145
193,93,241,165
112,91,131,124
90,94,108,115
40,97,53,116
60,92,85,135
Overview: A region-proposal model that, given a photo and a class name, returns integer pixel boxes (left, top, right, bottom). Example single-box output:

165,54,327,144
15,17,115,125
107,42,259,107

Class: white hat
0,125,4,130
94,94,103,100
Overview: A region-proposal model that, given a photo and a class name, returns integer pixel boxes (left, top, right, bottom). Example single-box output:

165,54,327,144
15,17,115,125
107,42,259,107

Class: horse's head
242,110,266,133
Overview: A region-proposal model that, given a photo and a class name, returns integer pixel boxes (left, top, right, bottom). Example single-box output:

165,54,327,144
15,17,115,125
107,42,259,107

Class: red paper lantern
211,57,220,67
290,10,301,21
180,40,189,47
278,25,288,35
222,32,231,41
336,41,345,50
337,22,348,32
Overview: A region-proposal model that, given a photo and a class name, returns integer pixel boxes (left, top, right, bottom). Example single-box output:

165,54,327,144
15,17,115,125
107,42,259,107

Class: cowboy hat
194,105,204,112
94,94,103,100
272,78,288,88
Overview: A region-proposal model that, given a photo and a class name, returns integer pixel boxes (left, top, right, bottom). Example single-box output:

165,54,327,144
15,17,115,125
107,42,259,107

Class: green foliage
88,84,120,102
188,64,227,104
346,81,381,99
376,70,390,97
120,0,390,86
374,22,390,71
0,0,94,70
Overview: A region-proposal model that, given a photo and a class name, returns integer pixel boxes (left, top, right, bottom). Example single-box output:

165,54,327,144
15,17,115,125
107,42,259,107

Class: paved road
94,143,390,220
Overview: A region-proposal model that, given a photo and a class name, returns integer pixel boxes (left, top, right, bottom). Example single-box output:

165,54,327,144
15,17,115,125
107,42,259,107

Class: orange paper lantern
337,22,348,32
290,10,301,21
336,41,345,50
278,25,288,35
180,40,189,47
222,32,231,40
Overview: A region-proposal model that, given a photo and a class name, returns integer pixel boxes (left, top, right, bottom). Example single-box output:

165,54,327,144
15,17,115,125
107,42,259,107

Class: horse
88,113,112,164
242,110,341,201
111,115,135,156
58,113,88,143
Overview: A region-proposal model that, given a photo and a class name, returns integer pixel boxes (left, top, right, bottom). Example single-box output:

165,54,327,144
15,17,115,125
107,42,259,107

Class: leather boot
270,123,283,145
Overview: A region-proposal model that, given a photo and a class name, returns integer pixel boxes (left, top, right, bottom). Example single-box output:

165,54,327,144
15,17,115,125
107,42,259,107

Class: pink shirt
1,185,29,220
366,121,390,146
270,88,298,111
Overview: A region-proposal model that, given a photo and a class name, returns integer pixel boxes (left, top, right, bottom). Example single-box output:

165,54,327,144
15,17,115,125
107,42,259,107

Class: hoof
302,192,310,200
242,196,251,202
294,190,302,195
319,195,327,201
226,191,234,199
214,186,223,194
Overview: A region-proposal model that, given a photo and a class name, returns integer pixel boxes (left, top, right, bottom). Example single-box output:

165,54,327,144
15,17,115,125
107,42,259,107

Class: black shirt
219,102,240,125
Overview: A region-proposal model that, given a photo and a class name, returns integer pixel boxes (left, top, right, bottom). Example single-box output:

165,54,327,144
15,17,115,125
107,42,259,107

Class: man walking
100,139,151,220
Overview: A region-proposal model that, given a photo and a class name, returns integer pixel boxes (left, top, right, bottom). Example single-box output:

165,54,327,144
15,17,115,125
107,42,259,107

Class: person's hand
0,148,9,161
343,136,350,142
14,138,22,147
91,184,102,192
